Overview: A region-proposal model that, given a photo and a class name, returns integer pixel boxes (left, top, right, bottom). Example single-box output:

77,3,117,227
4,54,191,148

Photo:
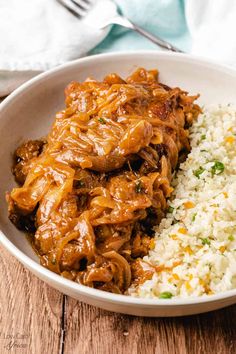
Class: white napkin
0,0,116,96
186,0,236,66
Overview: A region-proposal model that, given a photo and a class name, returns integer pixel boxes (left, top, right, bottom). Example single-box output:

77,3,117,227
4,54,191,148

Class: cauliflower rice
129,105,236,298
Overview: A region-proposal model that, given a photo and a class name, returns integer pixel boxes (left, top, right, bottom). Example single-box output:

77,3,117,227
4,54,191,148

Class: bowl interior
1,52,236,267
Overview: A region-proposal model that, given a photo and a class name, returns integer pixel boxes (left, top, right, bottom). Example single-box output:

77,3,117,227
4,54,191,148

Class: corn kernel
149,239,155,250
223,192,228,198
178,228,187,234
185,281,192,291
173,273,180,281
171,234,179,240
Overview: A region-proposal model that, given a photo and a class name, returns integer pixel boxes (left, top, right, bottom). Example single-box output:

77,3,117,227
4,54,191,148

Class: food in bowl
6,67,200,294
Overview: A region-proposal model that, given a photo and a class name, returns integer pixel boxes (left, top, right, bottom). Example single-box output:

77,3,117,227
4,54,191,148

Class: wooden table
0,244,235,354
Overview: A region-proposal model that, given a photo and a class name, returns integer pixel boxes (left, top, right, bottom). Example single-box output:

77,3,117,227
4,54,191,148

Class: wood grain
0,245,235,354
64,297,236,354
0,245,63,354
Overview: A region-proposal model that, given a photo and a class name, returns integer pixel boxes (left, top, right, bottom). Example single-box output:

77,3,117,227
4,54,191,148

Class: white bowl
0,51,236,317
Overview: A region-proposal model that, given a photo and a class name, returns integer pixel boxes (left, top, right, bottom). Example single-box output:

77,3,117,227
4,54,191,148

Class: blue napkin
91,0,190,54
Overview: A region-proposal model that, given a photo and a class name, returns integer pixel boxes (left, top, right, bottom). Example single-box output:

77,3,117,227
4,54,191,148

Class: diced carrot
219,246,226,253
183,246,193,255
183,201,195,209
207,290,214,295
225,136,235,144
155,261,181,273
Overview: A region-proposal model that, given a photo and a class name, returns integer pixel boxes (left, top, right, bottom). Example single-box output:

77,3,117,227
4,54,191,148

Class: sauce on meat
7,68,200,293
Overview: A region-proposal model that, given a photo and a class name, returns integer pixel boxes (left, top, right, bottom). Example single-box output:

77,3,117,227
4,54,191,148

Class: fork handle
109,15,184,53
132,23,183,53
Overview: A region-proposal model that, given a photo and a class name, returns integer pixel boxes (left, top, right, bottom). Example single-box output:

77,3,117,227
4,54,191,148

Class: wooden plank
64,297,236,354
0,245,63,354
182,308,236,354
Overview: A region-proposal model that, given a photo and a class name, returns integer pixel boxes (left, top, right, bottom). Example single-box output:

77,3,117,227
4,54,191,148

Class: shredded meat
7,68,200,293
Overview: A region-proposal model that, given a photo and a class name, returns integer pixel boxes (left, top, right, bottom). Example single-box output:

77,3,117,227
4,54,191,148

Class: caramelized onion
103,251,132,290
7,68,200,293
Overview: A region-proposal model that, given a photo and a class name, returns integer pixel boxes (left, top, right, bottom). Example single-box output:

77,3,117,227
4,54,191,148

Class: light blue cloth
91,0,190,54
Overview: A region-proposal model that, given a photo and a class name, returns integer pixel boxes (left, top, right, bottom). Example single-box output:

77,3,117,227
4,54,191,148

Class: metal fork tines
57,0,91,19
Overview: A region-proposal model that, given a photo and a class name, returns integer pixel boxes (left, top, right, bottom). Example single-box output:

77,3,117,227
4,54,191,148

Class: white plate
0,51,236,317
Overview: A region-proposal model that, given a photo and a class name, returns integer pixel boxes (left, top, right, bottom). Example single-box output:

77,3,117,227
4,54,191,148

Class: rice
129,105,236,298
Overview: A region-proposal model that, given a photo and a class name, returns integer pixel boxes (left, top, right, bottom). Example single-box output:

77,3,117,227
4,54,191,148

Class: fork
57,0,183,53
